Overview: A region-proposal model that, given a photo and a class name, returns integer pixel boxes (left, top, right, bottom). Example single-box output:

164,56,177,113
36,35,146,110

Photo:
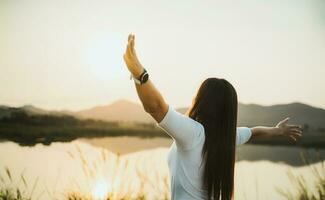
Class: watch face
142,73,149,83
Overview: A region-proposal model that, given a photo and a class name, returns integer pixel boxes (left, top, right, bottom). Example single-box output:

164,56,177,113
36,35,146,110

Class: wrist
132,66,144,78
130,67,149,85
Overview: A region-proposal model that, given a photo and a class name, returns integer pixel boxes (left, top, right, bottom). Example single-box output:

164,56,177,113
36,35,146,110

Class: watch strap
130,68,148,85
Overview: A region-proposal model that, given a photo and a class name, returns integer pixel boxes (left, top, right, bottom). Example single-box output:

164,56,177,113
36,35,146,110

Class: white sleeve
236,127,252,146
156,104,204,150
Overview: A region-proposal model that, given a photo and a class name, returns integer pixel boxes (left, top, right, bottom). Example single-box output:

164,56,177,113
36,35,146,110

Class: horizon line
0,98,324,112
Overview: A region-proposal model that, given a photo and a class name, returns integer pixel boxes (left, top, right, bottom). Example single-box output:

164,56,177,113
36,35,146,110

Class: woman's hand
275,117,303,141
250,118,303,142
123,34,144,78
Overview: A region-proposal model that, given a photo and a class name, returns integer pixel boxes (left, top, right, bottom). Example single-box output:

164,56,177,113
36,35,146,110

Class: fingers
288,124,302,129
279,117,290,125
125,43,130,57
130,34,135,55
290,128,302,134
128,34,132,42
288,126,303,138
291,132,302,137
275,117,303,142
131,34,135,48
287,130,302,142
125,34,135,58
127,42,133,57
125,42,133,59
123,34,138,69
289,135,297,142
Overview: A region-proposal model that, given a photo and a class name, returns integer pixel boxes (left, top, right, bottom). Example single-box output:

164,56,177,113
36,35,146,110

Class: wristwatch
130,68,149,85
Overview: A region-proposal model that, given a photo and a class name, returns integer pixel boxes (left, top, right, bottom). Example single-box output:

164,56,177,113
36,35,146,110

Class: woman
123,34,302,200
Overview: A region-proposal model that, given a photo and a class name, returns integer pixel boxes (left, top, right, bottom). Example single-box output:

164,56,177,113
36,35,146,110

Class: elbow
144,103,163,114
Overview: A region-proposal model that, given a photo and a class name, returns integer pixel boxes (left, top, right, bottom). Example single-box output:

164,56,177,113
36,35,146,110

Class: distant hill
0,105,72,119
75,100,325,129
237,102,325,128
166,104,325,128
75,99,154,123
0,105,46,119
0,99,324,147
1,99,325,129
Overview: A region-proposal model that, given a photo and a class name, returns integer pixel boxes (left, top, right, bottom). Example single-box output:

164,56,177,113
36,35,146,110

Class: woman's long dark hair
188,77,238,200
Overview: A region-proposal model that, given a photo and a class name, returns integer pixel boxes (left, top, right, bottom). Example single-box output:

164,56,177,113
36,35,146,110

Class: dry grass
2,145,323,200
63,144,170,200
277,150,325,200
0,167,40,200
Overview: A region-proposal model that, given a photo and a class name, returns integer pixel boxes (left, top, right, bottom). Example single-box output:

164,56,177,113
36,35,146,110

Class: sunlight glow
91,179,111,200
83,31,126,81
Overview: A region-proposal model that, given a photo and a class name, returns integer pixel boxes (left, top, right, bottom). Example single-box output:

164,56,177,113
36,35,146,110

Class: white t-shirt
156,104,252,200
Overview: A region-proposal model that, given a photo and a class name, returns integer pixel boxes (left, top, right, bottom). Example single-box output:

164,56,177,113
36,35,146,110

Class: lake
0,136,324,200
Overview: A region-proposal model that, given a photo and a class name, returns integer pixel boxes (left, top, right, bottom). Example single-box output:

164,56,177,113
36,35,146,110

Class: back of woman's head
188,77,238,200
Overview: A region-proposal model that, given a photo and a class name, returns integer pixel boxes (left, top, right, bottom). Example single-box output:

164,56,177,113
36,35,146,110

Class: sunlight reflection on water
0,138,323,200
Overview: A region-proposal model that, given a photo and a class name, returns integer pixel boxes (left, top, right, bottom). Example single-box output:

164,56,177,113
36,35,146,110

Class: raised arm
123,34,168,123
249,117,303,142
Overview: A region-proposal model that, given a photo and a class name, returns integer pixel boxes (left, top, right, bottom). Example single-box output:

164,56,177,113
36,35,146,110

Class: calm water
0,137,324,200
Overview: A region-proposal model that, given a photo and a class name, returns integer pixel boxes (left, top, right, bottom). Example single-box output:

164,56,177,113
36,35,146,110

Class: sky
0,0,324,111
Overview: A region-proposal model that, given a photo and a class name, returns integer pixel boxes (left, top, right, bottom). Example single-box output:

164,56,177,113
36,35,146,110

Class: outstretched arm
123,34,204,149
249,117,303,142
123,34,168,123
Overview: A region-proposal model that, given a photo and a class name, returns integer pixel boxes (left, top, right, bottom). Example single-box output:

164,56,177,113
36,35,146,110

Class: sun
91,178,111,200
82,31,127,81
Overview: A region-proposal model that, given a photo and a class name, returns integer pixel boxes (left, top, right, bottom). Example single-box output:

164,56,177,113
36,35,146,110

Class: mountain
75,99,154,123
237,102,325,128
20,105,49,115
0,105,46,119
75,99,192,123
178,103,325,128
0,105,73,119
0,106,12,119
1,99,325,129
76,100,325,129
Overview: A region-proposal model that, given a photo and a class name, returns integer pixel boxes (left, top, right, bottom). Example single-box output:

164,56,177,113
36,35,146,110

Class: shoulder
156,104,205,150
236,127,252,146
158,104,200,130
